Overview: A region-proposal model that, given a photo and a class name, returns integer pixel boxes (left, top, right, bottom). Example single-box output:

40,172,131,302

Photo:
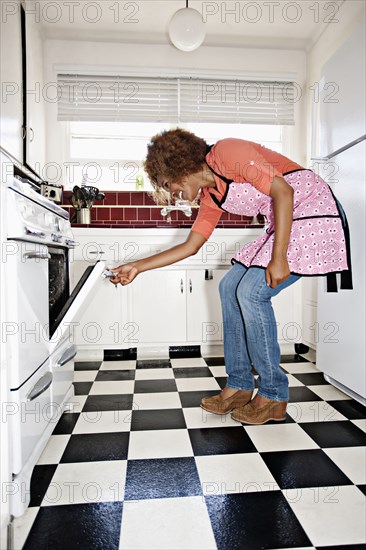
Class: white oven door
49,260,112,353
5,241,50,389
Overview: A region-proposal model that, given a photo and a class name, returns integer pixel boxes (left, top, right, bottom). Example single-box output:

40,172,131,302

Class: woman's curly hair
143,128,208,204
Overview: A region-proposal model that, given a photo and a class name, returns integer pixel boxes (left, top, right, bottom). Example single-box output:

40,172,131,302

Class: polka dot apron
205,165,353,291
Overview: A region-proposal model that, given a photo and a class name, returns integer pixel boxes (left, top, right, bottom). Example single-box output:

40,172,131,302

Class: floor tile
131,391,182,410
170,357,207,368
286,401,348,423
308,384,352,401
291,372,328,385
134,368,174,380
352,419,366,433
287,374,305,387
329,399,366,419
323,447,366,484
36,435,70,465
183,407,240,429
189,427,257,456
124,458,202,500
136,359,172,369
128,429,193,459
60,432,130,463
52,412,80,435
95,370,135,381
288,386,322,402
131,409,186,431
73,410,132,434
179,390,218,408
299,421,366,448
205,492,311,550
63,394,87,414
284,485,366,547
244,424,319,452
74,361,102,371
42,460,126,506
196,453,279,495
73,370,98,382
208,365,228,377
12,507,39,550
82,394,133,412
29,465,58,507
261,449,352,489
281,362,320,374
134,379,177,393
89,380,135,395
73,381,93,395
175,377,221,392
22,502,123,550
119,496,216,549
100,360,136,370
204,357,225,367
173,367,213,378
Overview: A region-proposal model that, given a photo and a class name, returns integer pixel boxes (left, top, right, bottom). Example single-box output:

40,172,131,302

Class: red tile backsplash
62,191,262,229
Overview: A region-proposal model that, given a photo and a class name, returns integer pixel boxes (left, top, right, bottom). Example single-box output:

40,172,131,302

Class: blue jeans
219,263,301,402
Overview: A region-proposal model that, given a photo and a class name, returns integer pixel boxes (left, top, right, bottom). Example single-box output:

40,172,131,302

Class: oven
3,167,109,517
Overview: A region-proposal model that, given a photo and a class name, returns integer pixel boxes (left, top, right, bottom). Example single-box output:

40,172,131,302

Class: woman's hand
109,264,139,286
265,258,290,289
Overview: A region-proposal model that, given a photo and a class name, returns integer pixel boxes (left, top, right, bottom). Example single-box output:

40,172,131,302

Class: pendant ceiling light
168,0,206,52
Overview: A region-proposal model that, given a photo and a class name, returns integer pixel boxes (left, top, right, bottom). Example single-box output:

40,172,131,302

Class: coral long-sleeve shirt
191,138,304,240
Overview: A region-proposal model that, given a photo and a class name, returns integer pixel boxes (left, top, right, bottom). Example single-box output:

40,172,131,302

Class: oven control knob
51,233,62,242
23,203,35,218
44,212,54,227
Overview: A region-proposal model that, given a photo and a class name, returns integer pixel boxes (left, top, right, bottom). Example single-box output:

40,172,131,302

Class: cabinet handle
189,279,192,293
180,278,184,293
29,127,34,143
89,250,105,255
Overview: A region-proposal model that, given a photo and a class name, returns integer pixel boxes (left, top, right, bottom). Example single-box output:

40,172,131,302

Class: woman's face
159,165,216,202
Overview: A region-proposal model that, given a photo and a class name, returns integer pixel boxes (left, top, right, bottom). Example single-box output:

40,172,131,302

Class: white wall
305,1,366,164
43,40,307,185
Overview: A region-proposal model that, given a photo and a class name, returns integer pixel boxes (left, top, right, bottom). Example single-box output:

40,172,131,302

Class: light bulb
168,7,205,52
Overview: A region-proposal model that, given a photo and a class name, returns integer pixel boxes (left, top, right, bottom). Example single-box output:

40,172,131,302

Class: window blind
57,74,296,125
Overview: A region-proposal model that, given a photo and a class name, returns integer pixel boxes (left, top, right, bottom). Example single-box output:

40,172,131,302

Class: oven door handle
25,227,46,239
23,252,51,260
26,372,53,402
65,239,78,248
56,345,77,367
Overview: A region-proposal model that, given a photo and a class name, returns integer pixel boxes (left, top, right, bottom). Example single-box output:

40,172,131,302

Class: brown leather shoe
200,390,253,415
231,399,287,425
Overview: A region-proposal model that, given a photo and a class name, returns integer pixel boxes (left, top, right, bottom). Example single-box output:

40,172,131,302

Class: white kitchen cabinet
70,261,128,348
128,269,187,344
128,268,226,345
0,0,23,161
186,269,226,343
24,6,46,173
301,277,318,349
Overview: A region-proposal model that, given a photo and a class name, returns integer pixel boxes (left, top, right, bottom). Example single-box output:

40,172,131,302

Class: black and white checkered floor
14,352,366,550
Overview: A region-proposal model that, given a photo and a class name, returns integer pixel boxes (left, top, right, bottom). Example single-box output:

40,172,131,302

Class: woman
110,128,352,425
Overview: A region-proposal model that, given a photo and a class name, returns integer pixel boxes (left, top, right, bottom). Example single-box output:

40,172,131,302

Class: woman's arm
110,230,207,285
266,176,294,288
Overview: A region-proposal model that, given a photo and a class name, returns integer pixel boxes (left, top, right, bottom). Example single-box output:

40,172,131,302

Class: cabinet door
128,270,186,344
70,261,126,348
0,0,23,161
272,282,302,344
24,8,46,172
186,269,226,343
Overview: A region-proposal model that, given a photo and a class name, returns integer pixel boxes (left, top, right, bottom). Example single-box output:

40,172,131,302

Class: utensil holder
76,208,91,224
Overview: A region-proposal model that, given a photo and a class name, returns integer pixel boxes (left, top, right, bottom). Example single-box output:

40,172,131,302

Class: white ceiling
29,0,346,51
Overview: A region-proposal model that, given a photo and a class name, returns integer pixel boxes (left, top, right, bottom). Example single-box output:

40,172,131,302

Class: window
59,74,295,190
